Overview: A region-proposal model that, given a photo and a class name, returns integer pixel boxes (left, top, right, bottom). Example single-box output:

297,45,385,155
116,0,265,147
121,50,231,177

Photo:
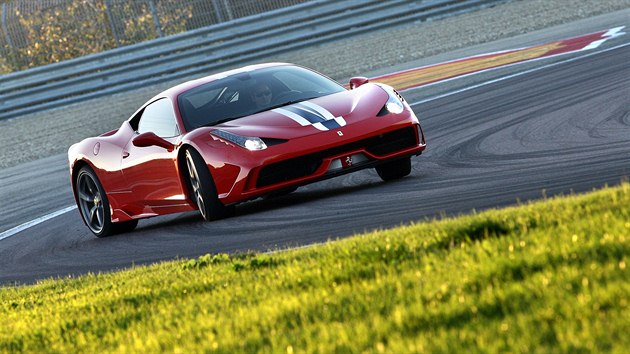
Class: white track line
410,42,630,106
0,205,77,241
403,26,625,96
1,39,628,243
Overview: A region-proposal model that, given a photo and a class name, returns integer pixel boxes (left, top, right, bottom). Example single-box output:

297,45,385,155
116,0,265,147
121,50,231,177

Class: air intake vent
256,127,417,188
257,155,322,188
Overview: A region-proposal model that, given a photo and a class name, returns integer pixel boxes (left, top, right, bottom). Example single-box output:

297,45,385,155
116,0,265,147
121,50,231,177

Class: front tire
375,157,412,181
185,149,231,221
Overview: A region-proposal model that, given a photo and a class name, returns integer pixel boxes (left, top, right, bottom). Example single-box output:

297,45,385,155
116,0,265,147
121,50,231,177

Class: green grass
1,184,629,353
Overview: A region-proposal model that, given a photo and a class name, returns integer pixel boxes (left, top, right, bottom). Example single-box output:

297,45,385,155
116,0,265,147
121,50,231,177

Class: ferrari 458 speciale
68,63,426,237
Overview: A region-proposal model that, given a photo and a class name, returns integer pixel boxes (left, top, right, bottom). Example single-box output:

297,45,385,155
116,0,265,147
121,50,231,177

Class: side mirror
132,132,174,151
349,77,369,89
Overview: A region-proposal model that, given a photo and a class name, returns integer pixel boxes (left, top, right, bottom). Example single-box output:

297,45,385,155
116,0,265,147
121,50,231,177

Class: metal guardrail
0,0,508,120
0,0,310,69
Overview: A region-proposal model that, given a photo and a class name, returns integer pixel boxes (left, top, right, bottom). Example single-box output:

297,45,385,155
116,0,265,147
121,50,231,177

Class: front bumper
211,111,426,205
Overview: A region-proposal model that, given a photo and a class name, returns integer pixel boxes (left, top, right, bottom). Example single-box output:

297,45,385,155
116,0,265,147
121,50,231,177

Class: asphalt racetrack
1,27,629,285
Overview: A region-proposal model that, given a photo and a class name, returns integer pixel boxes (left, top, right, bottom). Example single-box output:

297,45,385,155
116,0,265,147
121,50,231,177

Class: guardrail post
104,0,120,47
221,0,233,21
1,3,14,49
148,0,163,37
211,0,224,23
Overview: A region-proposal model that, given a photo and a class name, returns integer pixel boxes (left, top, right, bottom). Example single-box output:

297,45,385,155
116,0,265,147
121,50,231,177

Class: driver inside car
251,83,273,109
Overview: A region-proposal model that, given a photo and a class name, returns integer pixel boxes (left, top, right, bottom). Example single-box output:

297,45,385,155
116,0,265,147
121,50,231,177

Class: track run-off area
0,18,628,284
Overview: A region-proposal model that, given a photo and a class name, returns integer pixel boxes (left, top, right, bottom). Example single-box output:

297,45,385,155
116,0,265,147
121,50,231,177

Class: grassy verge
1,184,629,353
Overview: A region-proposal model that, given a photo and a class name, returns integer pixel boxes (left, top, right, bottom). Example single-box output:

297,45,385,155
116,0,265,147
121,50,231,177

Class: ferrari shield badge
342,155,353,168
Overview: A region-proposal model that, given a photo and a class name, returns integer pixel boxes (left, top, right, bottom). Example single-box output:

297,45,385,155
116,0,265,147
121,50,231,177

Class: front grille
257,155,322,188
256,127,417,188
364,127,416,156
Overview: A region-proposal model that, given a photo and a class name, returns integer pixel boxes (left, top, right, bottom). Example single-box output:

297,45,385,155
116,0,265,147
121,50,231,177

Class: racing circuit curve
0,24,629,284
0,26,622,240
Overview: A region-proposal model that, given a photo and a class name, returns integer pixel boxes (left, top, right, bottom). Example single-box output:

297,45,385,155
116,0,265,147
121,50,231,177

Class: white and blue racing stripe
273,102,346,131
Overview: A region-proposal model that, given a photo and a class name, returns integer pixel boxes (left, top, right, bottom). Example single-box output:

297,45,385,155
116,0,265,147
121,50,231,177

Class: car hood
210,83,388,139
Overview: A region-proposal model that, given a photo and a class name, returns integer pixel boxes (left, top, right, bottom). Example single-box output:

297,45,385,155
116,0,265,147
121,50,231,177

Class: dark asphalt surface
1,36,629,285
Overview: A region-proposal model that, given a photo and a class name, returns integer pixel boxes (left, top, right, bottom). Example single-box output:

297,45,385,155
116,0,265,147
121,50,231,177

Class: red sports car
68,63,426,237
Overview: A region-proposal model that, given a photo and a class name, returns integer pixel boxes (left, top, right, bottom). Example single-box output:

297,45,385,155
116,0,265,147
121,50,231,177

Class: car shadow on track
132,175,419,234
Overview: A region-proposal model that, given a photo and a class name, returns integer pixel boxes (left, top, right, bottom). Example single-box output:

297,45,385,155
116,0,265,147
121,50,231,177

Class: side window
137,98,179,137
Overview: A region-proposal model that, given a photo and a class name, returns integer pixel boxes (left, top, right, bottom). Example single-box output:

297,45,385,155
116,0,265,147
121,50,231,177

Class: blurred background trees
0,0,306,74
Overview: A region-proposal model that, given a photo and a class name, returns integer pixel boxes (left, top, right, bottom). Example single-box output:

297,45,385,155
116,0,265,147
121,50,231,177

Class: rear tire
75,166,138,237
76,166,114,237
375,157,411,181
184,149,231,220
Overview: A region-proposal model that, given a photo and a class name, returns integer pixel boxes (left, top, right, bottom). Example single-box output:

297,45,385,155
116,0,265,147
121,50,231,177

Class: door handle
122,151,130,158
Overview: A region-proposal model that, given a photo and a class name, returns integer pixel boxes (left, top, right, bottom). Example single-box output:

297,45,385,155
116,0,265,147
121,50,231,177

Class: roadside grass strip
1,184,629,353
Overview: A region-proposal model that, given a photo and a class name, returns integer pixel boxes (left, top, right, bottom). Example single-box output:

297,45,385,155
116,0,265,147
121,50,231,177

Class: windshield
178,65,345,131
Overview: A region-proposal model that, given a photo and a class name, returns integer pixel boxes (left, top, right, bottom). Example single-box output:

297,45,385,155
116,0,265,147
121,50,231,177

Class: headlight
211,130,267,151
377,85,405,116
386,99,404,114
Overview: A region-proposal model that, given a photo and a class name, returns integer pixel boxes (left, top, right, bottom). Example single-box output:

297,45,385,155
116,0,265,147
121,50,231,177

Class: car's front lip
215,110,426,204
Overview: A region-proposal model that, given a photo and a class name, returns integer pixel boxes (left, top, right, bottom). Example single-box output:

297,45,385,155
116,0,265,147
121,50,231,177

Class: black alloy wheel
76,166,112,237
76,166,137,237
